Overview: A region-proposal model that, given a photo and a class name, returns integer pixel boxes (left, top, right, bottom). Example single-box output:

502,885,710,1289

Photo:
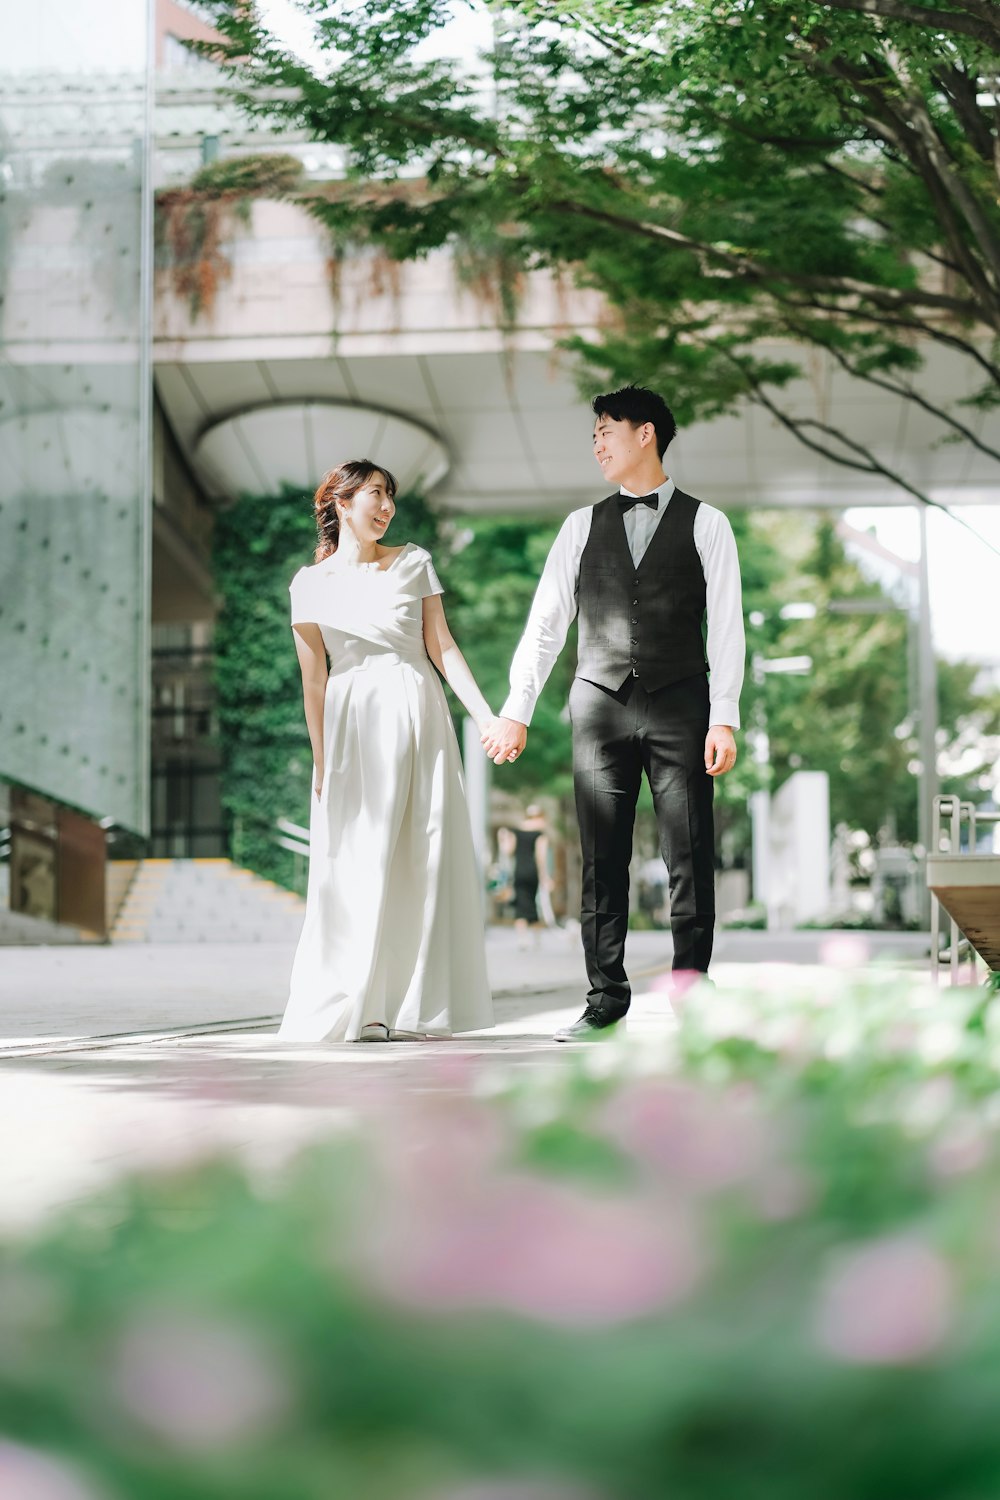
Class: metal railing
275,816,309,856
274,817,310,896
930,794,1000,985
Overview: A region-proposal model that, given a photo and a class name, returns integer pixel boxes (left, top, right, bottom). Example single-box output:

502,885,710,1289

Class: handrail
276,816,309,844
929,795,1000,984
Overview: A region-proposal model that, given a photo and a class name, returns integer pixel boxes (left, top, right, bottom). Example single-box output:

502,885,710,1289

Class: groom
482,385,745,1039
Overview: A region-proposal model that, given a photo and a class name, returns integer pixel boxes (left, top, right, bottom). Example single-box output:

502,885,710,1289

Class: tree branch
750,383,938,507
740,372,1000,559
774,288,1000,384
933,63,997,169
889,60,1000,288
812,0,1000,48
815,50,1000,320
545,194,987,320
787,325,1000,463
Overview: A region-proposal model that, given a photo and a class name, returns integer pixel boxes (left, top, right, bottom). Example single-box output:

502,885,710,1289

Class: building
2,0,997,938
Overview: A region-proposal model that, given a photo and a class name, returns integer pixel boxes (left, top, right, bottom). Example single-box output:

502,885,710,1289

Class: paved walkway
0,927,930,1228
0,926,929,1049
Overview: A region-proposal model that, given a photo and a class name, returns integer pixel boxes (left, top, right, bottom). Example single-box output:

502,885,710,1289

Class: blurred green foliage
5,971,1000,1496
213,492,999,888
189,152,305,199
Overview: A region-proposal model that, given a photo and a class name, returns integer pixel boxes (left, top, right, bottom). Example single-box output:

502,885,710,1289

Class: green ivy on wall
212,485,446,889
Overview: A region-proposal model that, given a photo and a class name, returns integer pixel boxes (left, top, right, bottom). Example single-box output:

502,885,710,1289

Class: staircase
111,859,306,944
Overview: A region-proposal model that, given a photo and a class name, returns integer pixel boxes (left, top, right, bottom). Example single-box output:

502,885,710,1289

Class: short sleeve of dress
289,566,314,626
414,547,444,599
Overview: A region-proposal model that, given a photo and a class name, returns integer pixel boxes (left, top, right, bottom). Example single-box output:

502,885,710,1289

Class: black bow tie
618,493,659,513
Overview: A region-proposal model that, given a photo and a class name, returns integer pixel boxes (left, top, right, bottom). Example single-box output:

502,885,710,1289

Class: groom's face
593,414,651,486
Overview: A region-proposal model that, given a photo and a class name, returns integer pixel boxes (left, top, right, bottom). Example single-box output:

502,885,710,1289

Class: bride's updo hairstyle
314,460,400,561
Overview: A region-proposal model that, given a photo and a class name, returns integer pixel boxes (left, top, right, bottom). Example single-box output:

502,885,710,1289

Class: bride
278,460,497,1043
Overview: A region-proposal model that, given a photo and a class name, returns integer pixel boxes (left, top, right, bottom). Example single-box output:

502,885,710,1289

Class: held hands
704,726,737,777
481,716,528,766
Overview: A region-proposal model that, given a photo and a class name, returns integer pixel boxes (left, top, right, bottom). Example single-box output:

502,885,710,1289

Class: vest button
632,598,638,606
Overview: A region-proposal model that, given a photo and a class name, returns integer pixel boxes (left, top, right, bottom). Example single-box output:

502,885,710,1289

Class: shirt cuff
499,692,535,727
709,700,740,731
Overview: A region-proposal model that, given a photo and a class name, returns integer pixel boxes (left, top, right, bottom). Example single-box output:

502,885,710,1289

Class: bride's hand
481,716,528,765
314,767,324,799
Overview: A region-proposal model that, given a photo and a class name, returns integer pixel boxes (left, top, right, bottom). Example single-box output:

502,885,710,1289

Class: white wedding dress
278,543,494,1043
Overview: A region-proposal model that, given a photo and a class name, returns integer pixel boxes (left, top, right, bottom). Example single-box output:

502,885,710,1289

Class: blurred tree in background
446,509,999,858
445,516,575,798
213,489,999,890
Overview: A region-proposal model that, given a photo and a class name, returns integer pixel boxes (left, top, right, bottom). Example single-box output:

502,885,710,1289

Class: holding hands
481,716,528,766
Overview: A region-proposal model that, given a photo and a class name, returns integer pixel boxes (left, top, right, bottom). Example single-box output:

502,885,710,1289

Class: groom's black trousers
570,671,715,1018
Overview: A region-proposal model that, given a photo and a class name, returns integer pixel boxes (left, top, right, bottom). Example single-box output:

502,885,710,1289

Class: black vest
576,490,708,693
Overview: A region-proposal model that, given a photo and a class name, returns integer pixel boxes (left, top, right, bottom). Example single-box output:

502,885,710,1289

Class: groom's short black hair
591,385,677,459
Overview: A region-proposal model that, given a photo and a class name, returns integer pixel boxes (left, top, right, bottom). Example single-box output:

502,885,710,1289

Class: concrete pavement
0,926,931,1228
0,926,929,1049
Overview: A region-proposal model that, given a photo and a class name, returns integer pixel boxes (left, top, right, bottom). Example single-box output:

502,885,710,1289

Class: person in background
501,804,551,949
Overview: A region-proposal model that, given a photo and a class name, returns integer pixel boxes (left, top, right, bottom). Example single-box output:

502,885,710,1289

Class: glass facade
0,0,154,834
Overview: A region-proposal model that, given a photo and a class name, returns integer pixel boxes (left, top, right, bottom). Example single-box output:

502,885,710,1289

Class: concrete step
112,858,305,944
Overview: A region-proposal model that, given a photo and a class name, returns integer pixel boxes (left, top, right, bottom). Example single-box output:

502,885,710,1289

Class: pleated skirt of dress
278,654,494,1042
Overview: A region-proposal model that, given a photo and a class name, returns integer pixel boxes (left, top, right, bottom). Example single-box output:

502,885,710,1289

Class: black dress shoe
553,1010,625,1042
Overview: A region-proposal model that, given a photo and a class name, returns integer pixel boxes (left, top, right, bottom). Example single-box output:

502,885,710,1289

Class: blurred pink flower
753,1166,813,1221
929,1123,987,1179
883,1020,919,1055
0,1442,107,1500
601,1080,771,1193
368,1171,700,1326
815,1235,954,1364
115,1312,291,1449
818,934,870,969
374,1095,507,1195
649,967,703,1015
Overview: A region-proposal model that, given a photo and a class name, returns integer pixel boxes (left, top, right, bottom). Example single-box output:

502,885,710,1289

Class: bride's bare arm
292,623,328,797
421,595,493,732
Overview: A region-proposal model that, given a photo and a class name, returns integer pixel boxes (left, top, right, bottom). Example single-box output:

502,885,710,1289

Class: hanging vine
155,153,305,318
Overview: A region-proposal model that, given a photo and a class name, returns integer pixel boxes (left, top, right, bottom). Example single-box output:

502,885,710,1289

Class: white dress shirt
499,478,745,729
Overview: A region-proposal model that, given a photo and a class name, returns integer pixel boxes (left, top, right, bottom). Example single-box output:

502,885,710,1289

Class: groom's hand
482,717,528,765
705,725,737,777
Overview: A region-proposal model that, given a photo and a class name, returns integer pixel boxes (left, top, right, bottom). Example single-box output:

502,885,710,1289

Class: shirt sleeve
499,509,589,726
695,505,745,730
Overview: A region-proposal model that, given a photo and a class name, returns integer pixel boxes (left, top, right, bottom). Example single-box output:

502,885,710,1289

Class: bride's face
342,476,396,545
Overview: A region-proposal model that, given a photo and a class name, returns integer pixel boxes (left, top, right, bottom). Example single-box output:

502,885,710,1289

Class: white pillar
750,788,771,925
916,505,939,926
